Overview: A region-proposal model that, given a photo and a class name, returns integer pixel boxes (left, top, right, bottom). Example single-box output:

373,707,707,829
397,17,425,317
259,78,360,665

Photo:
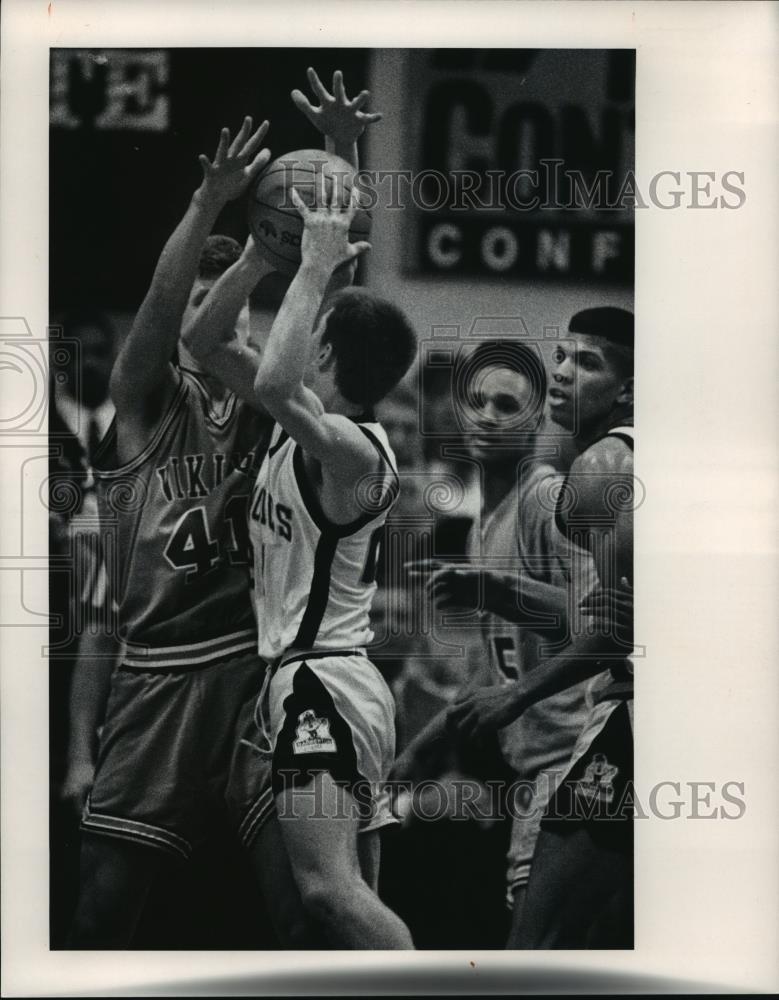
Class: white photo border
1,0,777,995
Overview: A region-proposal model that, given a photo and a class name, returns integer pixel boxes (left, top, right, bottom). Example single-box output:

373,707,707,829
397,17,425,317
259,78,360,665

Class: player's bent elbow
253,371,295,406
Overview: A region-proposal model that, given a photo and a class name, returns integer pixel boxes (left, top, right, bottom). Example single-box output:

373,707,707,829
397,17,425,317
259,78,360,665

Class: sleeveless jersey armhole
93,372,188,478
290,426,398,539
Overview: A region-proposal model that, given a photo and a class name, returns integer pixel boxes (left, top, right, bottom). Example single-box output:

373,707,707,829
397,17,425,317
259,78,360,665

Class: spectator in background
374,378,472,742
54,309,116,464
376,379,424,500
49,308,122,944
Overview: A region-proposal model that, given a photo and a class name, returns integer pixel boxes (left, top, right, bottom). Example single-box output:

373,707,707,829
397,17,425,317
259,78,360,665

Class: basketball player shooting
249,178,416,949
184,75,417,949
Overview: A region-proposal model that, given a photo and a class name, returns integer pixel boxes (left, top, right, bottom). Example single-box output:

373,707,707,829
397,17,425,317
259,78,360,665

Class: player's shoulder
357,419,398,471
521,460,559,490
517,461,560,511
572,430,634,477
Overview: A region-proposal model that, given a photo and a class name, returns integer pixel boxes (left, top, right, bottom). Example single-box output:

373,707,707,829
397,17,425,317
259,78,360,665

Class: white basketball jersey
249,421,399,661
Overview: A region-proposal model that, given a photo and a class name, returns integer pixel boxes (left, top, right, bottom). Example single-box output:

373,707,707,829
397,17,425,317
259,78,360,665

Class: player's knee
297,869,356,923
298,872,336,921
271,889,320,948
69,834,161,947
277,909,317,949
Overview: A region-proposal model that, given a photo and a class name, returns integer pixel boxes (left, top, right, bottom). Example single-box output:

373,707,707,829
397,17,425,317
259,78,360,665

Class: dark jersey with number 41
93,369,272,669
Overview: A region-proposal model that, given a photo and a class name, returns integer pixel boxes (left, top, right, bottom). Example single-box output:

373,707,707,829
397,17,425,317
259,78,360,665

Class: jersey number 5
492,636,519,680
164,498,250,582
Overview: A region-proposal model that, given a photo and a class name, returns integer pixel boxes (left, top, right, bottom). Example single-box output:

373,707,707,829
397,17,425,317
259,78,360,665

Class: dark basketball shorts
266,651,398,834
81,651,273,860
541,700,634,853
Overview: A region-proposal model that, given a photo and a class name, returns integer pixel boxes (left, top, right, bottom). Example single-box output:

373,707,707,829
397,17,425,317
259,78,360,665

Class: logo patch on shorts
577,753,619,803
293,709,337,755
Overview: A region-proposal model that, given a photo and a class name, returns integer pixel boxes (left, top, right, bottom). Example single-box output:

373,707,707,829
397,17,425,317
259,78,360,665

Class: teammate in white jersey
450,307,635,948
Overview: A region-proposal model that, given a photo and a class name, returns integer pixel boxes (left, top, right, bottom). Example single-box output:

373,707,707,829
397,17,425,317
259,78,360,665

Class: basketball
248,149,372,276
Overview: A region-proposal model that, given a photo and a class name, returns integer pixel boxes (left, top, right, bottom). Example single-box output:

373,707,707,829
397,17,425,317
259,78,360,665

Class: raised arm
184,67,378,410
253,175,374,477
183,233,357,410
181,235,271,405
291,67,382,170
109,118,270,431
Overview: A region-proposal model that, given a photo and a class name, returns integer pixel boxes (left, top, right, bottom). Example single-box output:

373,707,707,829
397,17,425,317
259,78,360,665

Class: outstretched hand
448,684,525,741
198,116,271,205
405,558,481,611
292,67,382,149
579,575,633,642
291,169,371,272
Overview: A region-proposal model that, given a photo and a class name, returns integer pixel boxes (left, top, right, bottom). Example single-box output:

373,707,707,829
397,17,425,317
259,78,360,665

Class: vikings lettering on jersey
93,369,272,668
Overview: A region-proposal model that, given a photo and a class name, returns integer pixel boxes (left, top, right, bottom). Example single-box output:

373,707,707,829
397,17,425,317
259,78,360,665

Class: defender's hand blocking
292,67,382,147
198,116,271,205
291,175,371,271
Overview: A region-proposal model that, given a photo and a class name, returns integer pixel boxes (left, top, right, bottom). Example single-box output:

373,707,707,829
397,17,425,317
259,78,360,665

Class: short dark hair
321,289,417,408
569,306,633,348
456,339,547,430
569,306,634,380
198,235,242,280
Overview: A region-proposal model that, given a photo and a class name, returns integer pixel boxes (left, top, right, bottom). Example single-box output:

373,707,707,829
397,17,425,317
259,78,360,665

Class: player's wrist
298,256,337,287
326,135,359,161
238,249,270,282
508,683,529,719
192,183,228,214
